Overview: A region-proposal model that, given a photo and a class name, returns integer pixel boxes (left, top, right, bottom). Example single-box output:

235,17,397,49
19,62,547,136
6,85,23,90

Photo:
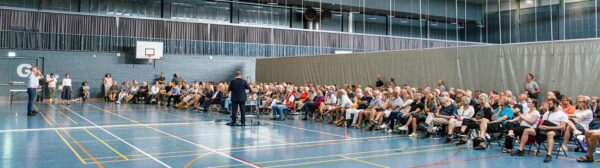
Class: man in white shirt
26,67,43,116
512,99,567,163
46,73,57,103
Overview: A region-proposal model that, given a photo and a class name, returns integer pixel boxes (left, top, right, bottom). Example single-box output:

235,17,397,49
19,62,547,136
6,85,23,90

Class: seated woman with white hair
445,96,475,143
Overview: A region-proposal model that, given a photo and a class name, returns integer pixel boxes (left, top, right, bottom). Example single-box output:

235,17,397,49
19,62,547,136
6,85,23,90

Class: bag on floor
504,136,514,149
473,137,486,149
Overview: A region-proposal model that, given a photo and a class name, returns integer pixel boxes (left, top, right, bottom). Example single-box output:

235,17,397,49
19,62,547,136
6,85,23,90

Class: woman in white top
103,73,112,101
446,97,475,140
503,99,540,153
61,73,73,104
150,81,160,103
562,96,594,151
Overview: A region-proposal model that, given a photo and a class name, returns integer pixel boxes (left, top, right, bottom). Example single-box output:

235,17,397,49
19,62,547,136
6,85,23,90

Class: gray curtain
257,39,600,97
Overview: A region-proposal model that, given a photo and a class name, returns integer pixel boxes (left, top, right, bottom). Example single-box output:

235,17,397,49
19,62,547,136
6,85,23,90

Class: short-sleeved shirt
474,107,493,120
358,96,373,110
563,105,576,115
520,110,541,128
376,80,384,88
110,85,118,91
367,98,382,109
390,97,404,111
541,111,569,126
526,81,539,93
409,102,424,112
338,95,353,109
574,109,594,130
439,104,457,116
493,107,514,124
121,85,130,92
27,73,41,89
47,76,57,88
457,105,475,119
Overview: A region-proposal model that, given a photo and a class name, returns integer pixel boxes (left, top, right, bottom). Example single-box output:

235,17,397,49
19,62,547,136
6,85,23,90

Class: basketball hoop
145,48,155,62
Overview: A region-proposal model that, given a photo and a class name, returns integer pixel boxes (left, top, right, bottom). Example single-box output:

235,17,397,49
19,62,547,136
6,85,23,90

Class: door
0,57,44,102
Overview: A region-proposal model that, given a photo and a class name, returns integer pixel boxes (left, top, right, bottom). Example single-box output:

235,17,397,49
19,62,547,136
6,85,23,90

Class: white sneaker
380,123,388,129
573,130,582,136
387,129,393,133
116,101,121,104
408,133,417,137
399,126,408,131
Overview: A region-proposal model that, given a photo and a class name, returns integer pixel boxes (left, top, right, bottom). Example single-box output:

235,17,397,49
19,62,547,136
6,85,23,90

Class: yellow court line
184,153,212,168
54,129,88,164
264,146,460,168
46,106,105,168
85,134,410,162
40,112,86,164
338,155,390,168
39,111,54,126
61,112,79,124
206,144,455,168
83,128,129,160
58,104,136,161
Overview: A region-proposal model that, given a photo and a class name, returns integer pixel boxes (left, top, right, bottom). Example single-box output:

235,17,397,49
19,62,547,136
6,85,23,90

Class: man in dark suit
228,71,250,126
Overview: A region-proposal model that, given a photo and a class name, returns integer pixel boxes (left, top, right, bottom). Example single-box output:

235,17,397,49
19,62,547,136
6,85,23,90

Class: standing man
525,73,541,100
375,75,384,88
228,71,250,126
27,66,43,116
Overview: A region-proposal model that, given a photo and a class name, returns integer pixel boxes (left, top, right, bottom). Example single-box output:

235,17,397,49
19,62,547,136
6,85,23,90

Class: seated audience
512,99,568,163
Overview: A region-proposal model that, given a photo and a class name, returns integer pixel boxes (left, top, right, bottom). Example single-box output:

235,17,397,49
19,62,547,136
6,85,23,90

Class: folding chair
535,127,568,158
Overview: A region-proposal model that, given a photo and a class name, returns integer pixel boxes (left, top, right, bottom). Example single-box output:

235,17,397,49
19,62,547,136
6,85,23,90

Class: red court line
411,154,509,168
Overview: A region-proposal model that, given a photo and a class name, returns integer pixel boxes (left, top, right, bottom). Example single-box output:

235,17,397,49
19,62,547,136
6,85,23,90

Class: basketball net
147,54,154,63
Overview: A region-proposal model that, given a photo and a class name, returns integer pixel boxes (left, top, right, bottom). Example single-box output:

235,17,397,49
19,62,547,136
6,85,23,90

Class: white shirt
325,94,337,104
46,75,57,88
541,111,569,126
574,109,594,130
150,85,160,94
518,100,529,113
62,78,72,87
27,73,41,89
338,95,353,109
457,105,475,119
130,85,139,92
520,110,541,128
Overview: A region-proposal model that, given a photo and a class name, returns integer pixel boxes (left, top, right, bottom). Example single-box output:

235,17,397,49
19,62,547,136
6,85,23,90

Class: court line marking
88,104,261,168
264,121,350,138
40,112,87,164
63,105,172,168
338,155,390,168
184,153,212,168
83,136,408,162
207,144,455,168
52,103,131,161
47,113,104,168
0,121,213,133
85,134,409,162
83,129,130,160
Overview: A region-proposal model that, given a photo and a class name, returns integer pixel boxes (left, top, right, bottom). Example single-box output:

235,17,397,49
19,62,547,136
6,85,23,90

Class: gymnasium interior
1,0,600,167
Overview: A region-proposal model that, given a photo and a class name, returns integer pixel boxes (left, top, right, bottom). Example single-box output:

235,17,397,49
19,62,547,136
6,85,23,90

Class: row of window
0,0,599,43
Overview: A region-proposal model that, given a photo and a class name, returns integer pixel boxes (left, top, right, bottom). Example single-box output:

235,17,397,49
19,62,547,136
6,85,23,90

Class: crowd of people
41,71,600,163
101,73,230,113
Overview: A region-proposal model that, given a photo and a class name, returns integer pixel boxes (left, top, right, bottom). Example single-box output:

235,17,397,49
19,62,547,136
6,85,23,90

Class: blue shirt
494,106,514,124
171,87,181,95
439,104,457,116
